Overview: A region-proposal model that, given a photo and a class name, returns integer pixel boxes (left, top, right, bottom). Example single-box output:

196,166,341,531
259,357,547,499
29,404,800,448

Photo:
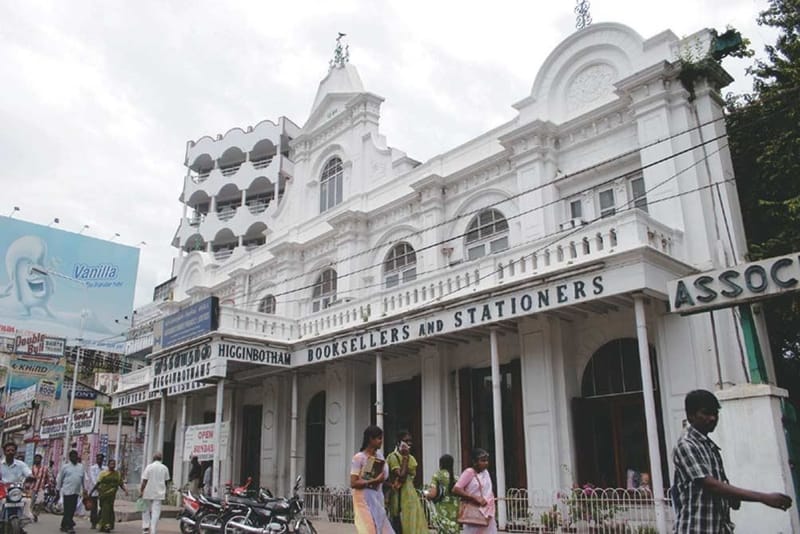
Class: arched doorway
572,338,668,489
305,392,326,487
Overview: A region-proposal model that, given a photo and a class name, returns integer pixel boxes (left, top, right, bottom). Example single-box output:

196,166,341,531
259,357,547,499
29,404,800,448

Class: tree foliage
726,0,800,394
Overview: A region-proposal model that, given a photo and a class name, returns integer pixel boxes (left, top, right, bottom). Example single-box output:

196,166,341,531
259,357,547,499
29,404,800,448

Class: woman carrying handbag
452,448,496,534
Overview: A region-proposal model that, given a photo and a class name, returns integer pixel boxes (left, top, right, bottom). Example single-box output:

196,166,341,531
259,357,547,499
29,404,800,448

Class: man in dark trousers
56,450,85,534
86,453,105,529
672,389,793,532
187,456,202,495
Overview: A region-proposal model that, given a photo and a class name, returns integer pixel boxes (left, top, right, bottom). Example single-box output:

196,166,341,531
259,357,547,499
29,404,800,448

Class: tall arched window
258,294,276,314
320,157,343,213
312,268,337,312
383,243,417,288
465,209,509,260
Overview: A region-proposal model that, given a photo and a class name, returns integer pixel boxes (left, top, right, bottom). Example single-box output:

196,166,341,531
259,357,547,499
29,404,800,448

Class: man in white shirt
57,450,85,534
0,442,32,483
85,453,104,529
140,452,170,534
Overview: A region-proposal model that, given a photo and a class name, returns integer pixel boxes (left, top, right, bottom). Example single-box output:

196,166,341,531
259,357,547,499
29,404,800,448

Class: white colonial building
113,24,798,532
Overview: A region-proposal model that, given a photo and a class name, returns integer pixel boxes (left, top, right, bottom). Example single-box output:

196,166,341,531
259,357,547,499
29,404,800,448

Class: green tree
727,0,800,397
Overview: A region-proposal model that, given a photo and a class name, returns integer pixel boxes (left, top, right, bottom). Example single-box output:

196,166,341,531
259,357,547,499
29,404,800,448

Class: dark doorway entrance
305,392,326,487
240,405,262,488
572,338,668,489
373,376,423,487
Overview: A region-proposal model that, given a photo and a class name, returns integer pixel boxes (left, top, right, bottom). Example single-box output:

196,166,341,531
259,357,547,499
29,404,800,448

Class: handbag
457,469,491,526
82,496,94,511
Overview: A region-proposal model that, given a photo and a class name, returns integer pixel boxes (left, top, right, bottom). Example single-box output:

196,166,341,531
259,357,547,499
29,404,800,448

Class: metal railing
302,487,671,533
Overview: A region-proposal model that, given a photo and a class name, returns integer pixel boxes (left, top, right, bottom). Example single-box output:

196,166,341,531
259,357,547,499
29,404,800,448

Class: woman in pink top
452,448,497,534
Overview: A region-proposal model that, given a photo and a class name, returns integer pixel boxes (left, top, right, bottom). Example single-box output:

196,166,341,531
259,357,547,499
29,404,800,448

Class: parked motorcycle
179,477,256,534
31,483,61,517
0,482,31,534
224,476,315,534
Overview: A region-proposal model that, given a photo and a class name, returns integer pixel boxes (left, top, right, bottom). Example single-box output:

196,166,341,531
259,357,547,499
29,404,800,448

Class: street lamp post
30,266,88,462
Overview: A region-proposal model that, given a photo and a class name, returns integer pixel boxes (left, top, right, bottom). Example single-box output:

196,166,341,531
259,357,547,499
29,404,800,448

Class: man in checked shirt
672,389,792,533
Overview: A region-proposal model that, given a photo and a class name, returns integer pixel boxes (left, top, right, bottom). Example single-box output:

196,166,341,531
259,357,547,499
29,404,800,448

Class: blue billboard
0,216,140,353
152,296,219,352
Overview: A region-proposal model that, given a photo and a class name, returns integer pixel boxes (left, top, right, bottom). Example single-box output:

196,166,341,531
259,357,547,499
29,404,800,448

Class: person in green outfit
90,459,128,532
387,431,427,534
425,454,459,534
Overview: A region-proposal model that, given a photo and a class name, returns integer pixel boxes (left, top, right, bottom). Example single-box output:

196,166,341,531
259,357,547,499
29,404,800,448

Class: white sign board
112,387,162,409
212,340,291,367
668,252,800,314
183,422,229,461
7,384,37,415
40,407,102,439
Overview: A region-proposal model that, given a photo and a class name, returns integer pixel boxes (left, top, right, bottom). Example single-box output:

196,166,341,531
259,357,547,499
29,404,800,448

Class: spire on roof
575,0,592,30
329,33,350,71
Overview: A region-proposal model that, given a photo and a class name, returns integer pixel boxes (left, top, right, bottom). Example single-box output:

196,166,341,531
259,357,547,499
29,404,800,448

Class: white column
157,391,167,454
375,351,384,433
212,379,225,497
174,396,188,489
143,402,153,461
114,412,123,464
290,373,298,485
489,328,507,529
634,296,667,534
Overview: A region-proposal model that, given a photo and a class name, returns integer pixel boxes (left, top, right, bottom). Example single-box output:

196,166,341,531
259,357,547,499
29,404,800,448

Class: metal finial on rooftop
575,0,592,30
329,33,350,71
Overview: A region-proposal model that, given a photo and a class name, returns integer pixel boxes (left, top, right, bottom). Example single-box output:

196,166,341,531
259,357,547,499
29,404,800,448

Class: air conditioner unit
560,218,586,231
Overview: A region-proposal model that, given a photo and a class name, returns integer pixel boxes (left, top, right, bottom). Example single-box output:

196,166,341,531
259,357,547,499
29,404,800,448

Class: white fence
302,486,672,533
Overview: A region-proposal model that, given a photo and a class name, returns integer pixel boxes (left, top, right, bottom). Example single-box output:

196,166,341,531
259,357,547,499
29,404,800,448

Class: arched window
258,294,276,314
383,243,417,288
320,157,343,213
312,268,337,312
465,209,509,260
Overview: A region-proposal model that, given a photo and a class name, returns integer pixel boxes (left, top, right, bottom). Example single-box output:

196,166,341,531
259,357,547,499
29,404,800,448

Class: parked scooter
223,476,315,534
179,478,256,534
0,482,32,534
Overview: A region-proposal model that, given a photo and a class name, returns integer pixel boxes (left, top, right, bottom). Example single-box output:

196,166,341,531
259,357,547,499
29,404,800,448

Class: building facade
113,24,797,532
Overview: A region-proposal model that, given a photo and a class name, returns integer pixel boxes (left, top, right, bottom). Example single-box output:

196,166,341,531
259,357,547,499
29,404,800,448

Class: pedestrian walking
90,459,128,533
672,389,792,533
139,452,171,534
452,448,497,534
187,456,202,495
86,453,105,529
386,431,427,534
350,425,394,534
201,461,212,497
425,454,459,534
57,450,86,534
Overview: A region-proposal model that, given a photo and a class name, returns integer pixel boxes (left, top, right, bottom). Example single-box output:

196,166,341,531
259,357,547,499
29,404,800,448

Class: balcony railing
217,206,238,221
214,247,235,261
246,199,271,214
251,155,274,170
220,164,243,177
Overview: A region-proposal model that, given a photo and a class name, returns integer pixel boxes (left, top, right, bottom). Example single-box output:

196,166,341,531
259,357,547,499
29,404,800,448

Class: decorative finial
329,33,350,71
575,0,592,30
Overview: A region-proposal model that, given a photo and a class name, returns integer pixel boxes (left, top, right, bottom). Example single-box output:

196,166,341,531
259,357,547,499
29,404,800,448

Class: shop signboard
0,216,140,353
3,411,32,432
111,386,161,409
40,407,102,439
7,384,37,415
37,379,58,405
183,422,229,461
668,252,800,314
152,297,219,352
63,382,101,409
212,340,291,367
149,341,226,393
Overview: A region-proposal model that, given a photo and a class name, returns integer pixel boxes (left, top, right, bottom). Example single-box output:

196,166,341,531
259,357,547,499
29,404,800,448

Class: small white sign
7,384,37,415
183,422,229,461
40,407,102,439
668,252,800,314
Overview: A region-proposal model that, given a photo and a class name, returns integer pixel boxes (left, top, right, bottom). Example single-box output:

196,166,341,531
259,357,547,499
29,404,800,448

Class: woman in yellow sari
386,431,427,534
90,459,128,533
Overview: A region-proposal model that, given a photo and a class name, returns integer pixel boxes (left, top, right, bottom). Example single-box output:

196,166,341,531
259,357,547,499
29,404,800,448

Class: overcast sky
0,0,779,309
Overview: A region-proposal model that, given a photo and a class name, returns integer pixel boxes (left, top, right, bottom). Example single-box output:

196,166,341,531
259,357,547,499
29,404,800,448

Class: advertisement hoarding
0,216,140,353
8,356,64,399
6,384,37,416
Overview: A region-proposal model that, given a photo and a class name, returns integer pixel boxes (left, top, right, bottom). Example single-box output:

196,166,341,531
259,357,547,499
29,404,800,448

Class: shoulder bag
456,469,491,526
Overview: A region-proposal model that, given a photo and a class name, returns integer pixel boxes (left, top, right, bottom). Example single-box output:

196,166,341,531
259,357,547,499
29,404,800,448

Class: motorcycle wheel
5,517,22,534
295,519,317,534
179,516,194,534
198,513,222,534
223,513,253,534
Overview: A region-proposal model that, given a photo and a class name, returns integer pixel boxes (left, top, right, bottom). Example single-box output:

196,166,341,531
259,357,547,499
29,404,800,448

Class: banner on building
183,422,229,461
149,341,226,393
37,379,58,405
13,331,66,361
7,384,37,415
111,386,161,409
3,411,32,432
152,297,219,352
0,216,140,353
40,407,103,439
64,382,101,409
